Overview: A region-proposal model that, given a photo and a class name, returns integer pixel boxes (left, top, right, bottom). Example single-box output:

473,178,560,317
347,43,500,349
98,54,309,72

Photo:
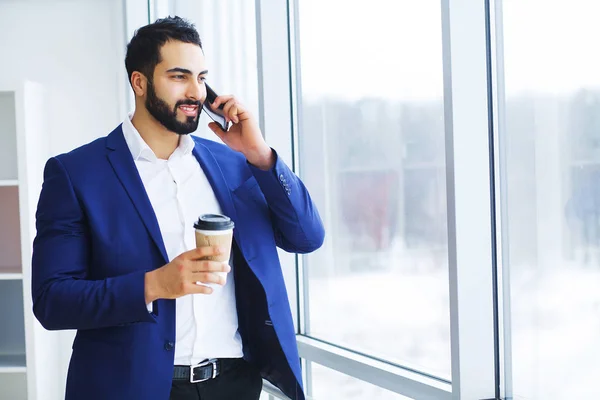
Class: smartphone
202,83,230,132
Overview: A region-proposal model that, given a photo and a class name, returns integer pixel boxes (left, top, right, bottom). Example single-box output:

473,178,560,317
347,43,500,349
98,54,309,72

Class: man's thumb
208,122,225,135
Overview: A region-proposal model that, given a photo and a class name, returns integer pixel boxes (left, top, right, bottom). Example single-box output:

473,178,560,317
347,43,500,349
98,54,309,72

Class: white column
442,0,498,398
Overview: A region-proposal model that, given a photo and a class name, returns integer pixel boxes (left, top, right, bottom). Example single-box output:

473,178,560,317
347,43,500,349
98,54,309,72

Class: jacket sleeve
248,150,325,253
31,156,156,331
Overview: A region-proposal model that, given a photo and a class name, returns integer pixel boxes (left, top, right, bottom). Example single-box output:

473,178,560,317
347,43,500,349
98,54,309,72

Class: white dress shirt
122,115,243,365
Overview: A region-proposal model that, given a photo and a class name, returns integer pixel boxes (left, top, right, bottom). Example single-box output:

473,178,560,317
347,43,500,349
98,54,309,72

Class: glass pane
308,362,413,400
501,1,600,398
296,0,450,378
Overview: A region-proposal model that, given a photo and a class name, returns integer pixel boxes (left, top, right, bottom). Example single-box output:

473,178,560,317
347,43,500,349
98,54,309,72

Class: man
31,16,324,400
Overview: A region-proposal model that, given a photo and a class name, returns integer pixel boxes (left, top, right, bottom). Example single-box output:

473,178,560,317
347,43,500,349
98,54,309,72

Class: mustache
175,99,201,108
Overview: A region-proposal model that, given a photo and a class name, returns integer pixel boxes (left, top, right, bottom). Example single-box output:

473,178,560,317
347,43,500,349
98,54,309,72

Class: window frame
255,0,502,398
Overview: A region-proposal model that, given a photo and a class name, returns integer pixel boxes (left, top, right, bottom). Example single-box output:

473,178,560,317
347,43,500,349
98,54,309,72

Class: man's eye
173,75,185,79
199,76,207,82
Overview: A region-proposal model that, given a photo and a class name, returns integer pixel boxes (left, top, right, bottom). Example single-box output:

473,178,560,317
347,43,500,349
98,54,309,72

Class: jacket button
279,174,285,182
164,341,174,351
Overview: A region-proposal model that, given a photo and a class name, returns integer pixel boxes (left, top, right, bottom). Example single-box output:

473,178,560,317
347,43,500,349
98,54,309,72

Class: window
295,0,451,379
500,0,600,398
309,362,413,400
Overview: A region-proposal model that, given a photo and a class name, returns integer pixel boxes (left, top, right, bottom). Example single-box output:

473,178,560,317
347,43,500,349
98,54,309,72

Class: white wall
0,0,128,157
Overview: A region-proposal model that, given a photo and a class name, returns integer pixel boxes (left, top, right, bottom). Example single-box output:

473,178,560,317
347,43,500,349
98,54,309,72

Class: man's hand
144,246,231,303
207,95,275,170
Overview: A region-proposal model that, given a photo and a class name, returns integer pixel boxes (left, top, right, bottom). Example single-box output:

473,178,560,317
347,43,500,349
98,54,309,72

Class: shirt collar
122,113,196,162
179,132,196,156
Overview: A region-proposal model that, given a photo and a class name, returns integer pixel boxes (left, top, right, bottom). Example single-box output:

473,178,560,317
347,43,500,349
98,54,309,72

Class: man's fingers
185,282,214,295
221,99,238,124
211,95,234,110
188,245,225,260
191,271,226,286
190,260,231,273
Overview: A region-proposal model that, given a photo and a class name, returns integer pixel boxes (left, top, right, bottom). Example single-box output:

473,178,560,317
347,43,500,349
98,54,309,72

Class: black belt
173,358,242,383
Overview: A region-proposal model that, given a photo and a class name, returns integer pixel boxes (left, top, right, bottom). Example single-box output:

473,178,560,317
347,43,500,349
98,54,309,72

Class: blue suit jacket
31,125,324,400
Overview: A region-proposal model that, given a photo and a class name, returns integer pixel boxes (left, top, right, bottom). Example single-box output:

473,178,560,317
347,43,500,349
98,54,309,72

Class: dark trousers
169,358,263,400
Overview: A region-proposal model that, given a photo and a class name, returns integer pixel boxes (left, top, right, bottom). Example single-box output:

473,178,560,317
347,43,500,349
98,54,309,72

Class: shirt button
279,174,285,182
164,341,174,351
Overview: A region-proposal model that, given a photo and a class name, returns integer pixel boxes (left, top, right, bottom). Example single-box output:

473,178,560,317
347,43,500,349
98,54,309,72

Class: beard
145,81,201,135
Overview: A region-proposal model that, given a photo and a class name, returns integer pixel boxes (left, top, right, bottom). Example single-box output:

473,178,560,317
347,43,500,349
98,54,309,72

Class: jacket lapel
106,126,169,264
192,142,241,247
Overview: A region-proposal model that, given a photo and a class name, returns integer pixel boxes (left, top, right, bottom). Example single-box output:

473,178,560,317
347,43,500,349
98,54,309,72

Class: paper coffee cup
193,214,235,285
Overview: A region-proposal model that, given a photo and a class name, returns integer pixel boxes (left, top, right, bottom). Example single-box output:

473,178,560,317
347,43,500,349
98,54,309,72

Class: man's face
145,41,208,135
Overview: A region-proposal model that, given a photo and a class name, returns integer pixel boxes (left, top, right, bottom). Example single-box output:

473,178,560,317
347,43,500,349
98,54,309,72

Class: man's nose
187,80,205,102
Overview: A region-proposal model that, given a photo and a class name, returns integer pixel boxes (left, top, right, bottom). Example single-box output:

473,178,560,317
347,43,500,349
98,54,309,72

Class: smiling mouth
179,105,199,117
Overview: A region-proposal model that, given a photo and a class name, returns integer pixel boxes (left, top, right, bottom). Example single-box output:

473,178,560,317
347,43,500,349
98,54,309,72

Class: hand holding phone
202,83,230,132
202,85,274,170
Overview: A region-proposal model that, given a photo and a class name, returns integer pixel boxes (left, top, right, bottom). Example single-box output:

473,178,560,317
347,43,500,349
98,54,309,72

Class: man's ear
130,71,147,97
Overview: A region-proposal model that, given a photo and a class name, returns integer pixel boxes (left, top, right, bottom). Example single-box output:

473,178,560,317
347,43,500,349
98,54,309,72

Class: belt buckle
190,359,218,384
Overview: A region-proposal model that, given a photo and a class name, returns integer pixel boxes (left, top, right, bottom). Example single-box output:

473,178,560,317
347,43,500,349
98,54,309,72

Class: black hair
125,16,202,84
